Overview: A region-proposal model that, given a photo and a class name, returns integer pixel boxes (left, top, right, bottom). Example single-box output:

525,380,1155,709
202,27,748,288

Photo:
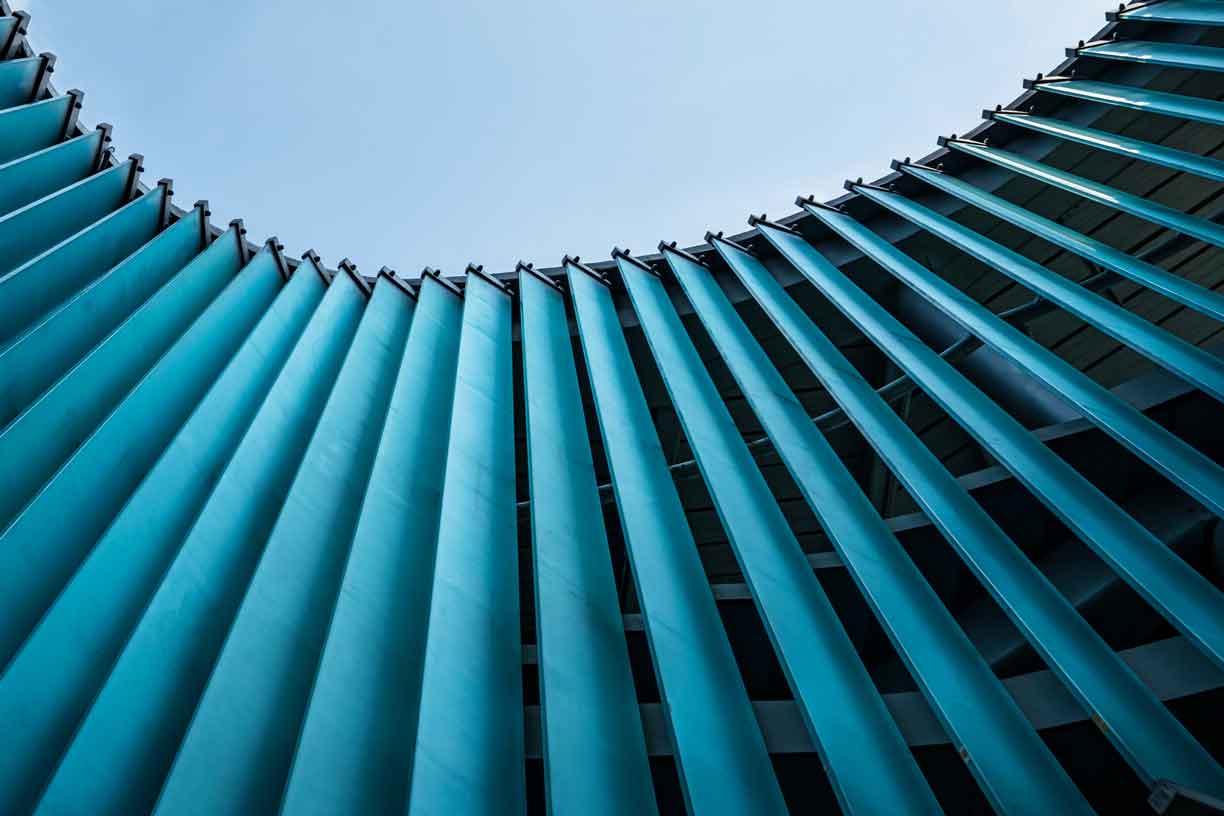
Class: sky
25,1,1106,275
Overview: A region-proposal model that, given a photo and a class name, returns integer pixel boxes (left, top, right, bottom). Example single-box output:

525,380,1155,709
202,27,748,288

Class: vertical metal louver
0,2,1222,813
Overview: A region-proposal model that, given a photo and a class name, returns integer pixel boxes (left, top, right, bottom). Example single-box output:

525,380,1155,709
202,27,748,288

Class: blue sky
27,1,1105,275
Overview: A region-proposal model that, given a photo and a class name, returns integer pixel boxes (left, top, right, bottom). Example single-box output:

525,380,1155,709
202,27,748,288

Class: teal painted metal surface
518,269,657,816
898,162,1224,322
82,251,313,553
0,155,132,273
0,184,162,346
0,238,266,649
406,272,524,816
768,215,1224,672
32,269,354,816
0,95,73,164
712,235,1224,797
0,212,214,533
155,278,413,815
0,5,1223,810
1077,39,1224,72
856,181,1224,406
1116,0,1224,25
625,251,945,814
0,253,312,816
992,110,1224,182
0,252,315,816
0,55,41,108
0,249,287,815
281,274,462,815
0,201,198,428
662,246,1090,814
1032,78,1224,126
0,129,101,216
566,261,786,815
947,137,1224,249
851,183,1224,514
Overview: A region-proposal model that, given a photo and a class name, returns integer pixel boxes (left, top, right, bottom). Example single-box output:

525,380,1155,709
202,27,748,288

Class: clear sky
26,1,1105,275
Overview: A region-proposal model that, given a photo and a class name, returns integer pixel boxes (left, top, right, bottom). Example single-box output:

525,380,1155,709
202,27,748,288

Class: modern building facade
0,1,1223,813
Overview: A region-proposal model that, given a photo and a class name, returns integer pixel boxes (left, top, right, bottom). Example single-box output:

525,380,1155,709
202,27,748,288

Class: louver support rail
0,3,1223,814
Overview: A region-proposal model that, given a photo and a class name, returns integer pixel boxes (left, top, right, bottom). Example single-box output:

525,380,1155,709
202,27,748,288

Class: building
0,1,1222,813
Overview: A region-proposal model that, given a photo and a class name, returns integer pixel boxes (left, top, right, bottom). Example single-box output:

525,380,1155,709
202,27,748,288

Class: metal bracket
1067,39,1113,58
980,105,1031,121
516,260,564,293
60,88,86,140
615,248,662,279
891,157,945,175
935,135,987,149
302,249,331,284
705,230,755,257
421,266,463,298
228,219,250,264
1,10,28,60
1106,1,1165,22
844,178,895,195
123,153,144,202
377,265,417,299
1021,74,1072,90
751,211,804,231
568,253,614,287
155,178,174,227
609,247,653,275
92,122,115,171
464,262,512,296
1149,780,1224,815
265,236,290,280
95,145,117,172
193,200,212,247
30,52,55,102
657,240,707,269
338,258,372,297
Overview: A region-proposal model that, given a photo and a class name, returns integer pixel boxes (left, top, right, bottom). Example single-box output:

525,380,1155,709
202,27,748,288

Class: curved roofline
6,0,1130,286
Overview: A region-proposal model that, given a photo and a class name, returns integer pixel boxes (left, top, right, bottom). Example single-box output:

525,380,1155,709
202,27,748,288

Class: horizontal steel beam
525,637,1223,755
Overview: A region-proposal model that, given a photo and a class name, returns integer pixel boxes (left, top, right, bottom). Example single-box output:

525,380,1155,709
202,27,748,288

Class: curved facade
1,2,1223,814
